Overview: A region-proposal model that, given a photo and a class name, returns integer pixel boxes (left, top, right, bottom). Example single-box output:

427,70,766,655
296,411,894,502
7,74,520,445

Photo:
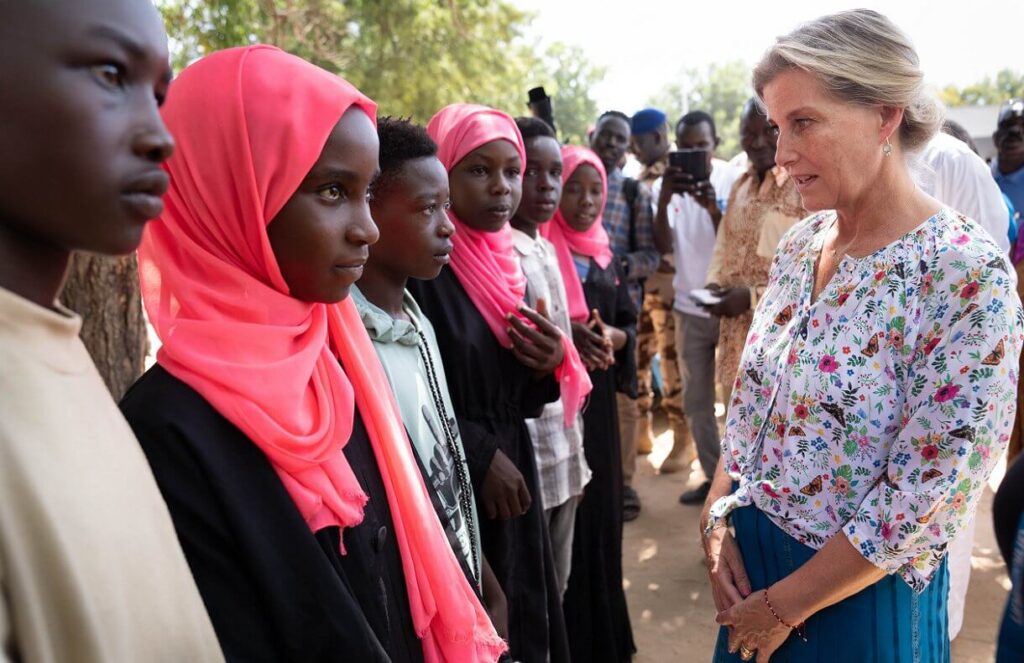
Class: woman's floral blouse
707,208,1024,591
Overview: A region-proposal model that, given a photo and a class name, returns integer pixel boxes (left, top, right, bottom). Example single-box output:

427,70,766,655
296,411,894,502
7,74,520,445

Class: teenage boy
0,1,222,660
354,116,509,638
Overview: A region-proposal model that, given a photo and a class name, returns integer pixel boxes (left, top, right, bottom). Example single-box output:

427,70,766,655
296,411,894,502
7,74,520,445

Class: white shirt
652,158,742,316
510,229,590,510
916,132,1010,253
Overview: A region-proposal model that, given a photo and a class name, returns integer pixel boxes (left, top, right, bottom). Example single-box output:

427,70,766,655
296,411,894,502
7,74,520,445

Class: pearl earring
883,138,893,157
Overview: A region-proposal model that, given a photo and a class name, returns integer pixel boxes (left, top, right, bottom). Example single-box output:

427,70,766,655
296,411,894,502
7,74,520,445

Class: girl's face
516,136,563,226
368,155,454,281
559,164,603,232
447,139,522,232
268,107,380,303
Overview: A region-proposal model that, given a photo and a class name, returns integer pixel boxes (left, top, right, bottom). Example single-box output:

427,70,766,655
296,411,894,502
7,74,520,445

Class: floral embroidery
707,208,1023,592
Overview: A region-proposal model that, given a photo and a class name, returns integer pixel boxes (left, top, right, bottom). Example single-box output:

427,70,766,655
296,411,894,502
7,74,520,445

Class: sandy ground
622,422,1010,663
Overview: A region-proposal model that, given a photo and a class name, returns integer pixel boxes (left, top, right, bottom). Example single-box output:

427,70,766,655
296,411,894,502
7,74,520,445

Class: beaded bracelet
763,589,808,642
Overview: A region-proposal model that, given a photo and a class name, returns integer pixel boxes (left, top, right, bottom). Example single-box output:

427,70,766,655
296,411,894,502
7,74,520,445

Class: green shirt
352,287,481,585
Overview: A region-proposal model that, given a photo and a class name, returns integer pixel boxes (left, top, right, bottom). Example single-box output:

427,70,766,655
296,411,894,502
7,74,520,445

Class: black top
562,257,637,663
408,267,570,663
120,365,423,663
995,454,1024,569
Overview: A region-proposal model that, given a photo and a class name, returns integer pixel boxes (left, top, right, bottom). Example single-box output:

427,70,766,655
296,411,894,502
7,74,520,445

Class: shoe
658,443,697,474
623,486,641,522
679,480,711,506
636,418,654,455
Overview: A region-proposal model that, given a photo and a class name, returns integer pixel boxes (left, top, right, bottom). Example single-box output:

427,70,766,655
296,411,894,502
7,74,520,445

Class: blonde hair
752,9,943,153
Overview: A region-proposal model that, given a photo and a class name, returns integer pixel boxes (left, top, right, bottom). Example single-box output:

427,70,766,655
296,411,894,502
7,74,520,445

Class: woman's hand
479,450,531,520
715,590,791,663
507,300,564,374
481,558,509,641
571,320,609,371
702,526,752,614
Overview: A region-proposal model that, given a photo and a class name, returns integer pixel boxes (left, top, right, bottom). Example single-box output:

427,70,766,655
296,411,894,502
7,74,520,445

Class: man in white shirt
916,127,1010,253
652,111,742,505
915,121,1012,642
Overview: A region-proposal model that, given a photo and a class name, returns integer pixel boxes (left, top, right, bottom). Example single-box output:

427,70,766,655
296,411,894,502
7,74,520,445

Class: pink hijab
427,104,590,425
541,146,613,322
140,47,504,662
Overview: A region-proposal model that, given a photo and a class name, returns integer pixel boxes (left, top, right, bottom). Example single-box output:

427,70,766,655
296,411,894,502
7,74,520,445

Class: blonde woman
701,10,1023,662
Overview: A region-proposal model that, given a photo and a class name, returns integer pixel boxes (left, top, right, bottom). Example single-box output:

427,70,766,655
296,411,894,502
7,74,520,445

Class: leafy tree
530,43,606,145
159,0,540,122
939,68,1024,107
646,61,752,160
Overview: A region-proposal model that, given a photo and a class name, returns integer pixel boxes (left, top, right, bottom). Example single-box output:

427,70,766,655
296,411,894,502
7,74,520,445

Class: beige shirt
705,166,805,389
0,287,223,663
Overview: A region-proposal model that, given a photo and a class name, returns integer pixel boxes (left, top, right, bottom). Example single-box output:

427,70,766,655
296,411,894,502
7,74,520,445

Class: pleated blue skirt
713,505,950,663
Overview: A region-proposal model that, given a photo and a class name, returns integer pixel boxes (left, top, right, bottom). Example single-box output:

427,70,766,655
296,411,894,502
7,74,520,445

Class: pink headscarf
140,47,504,662
541,146,613,322
428,104,590,426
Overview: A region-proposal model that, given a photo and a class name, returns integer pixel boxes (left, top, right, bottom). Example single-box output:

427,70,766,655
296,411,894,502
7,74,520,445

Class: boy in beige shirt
0,1,222,660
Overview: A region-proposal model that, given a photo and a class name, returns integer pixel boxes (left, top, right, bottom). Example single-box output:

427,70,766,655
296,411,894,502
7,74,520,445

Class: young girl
407,104,586,663
509,116,591,599
542,145,637,663
0,1,221,659
120,47,503,663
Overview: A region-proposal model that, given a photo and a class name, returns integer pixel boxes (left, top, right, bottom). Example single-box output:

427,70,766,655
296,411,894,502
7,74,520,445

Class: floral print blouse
707,208,1024,591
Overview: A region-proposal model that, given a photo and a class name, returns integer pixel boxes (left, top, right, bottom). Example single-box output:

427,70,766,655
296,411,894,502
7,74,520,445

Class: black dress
562,258,637,663
119,365,423,663
408,267,570,663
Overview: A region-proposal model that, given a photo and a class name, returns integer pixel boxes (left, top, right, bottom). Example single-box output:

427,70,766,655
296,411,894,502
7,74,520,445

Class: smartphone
668,149,711,181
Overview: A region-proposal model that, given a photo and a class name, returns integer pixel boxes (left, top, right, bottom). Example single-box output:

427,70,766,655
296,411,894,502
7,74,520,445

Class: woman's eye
443,201,452,211
319,185,343,202
423,204,437,215
525,168,537,177
92,63,126,89
470,166,487,176
552,169,563,178
507,168,521,177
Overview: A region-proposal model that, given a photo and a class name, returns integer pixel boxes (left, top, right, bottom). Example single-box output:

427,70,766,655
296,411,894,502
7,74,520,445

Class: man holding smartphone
651,110,741,505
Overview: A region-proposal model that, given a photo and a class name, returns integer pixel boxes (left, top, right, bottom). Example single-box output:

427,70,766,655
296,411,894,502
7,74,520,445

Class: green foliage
531,43,606,145
159,0,550,123
939,68,1024,107
646,61,752,160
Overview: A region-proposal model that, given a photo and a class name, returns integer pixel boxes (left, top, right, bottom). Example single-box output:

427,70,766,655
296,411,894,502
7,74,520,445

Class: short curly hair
371,116,438,194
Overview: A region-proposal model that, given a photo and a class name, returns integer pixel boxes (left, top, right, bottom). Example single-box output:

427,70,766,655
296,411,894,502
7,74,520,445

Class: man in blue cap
630,108,670,188
628,108,695,479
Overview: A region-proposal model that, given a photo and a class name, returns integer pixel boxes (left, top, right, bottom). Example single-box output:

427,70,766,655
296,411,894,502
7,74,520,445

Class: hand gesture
479,449,531,520
507,299,564,374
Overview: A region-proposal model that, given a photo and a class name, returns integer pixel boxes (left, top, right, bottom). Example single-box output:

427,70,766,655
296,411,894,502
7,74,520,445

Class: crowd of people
2,1,1024,662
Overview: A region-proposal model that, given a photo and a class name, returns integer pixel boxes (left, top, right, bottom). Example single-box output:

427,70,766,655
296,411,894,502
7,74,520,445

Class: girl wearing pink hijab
119,47,505,663
407,104,576,663
542,145,637,663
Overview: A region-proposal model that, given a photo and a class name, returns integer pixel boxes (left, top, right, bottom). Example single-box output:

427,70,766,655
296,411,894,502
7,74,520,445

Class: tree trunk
60,252,149,401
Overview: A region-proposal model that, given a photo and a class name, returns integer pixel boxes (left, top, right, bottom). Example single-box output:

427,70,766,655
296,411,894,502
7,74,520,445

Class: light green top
351,286,481,585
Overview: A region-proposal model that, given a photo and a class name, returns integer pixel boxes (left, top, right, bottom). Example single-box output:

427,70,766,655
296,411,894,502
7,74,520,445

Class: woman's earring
883,137,893,157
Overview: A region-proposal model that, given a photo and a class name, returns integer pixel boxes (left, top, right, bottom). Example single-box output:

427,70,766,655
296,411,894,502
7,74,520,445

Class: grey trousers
673,310,721,481
544,495,581,598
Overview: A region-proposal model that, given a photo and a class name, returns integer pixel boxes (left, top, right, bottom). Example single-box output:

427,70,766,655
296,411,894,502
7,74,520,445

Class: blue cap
631,108,667,135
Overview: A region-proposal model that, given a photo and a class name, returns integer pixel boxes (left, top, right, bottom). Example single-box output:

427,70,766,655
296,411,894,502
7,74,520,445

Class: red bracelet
763,589,808,642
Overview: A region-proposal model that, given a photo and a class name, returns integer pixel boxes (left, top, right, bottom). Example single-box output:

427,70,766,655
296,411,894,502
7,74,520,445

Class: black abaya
120,365,423,663
562,258,637,663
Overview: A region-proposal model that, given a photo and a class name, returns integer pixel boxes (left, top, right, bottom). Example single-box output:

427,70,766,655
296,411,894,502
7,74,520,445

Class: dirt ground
622,421,1010,663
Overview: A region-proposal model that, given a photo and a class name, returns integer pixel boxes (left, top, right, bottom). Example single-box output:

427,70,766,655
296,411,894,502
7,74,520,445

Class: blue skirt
713,505,950,663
